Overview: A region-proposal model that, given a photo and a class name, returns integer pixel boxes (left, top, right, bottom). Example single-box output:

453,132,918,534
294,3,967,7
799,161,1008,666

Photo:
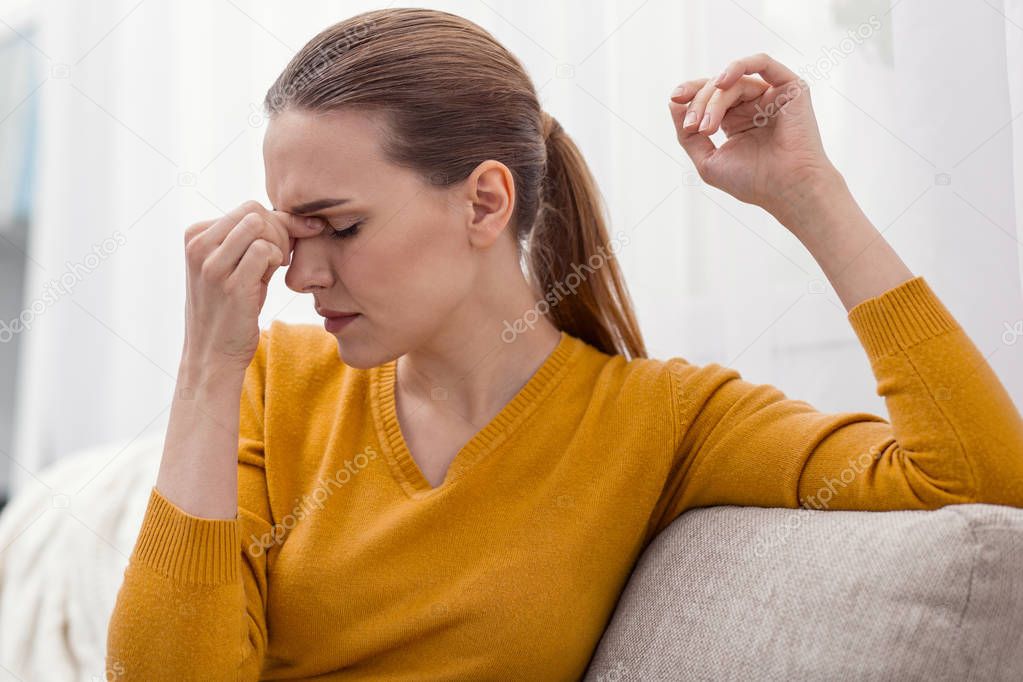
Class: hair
264,7,647,359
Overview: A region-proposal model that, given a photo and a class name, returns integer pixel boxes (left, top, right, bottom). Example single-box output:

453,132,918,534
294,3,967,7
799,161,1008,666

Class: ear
463,160,515,249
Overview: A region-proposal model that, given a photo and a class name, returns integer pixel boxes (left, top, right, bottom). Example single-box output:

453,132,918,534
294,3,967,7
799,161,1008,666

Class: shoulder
565,338,707,447
582,339,741,410
571,336,695,403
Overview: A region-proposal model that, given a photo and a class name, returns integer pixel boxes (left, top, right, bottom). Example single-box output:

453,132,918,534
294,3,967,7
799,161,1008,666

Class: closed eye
327,221,362,240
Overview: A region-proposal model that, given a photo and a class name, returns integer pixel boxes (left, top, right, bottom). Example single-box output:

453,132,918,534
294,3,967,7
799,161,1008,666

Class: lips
316,307,359,318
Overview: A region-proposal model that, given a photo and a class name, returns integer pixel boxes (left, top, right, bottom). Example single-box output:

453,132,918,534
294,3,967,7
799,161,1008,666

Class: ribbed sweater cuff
131,486,240,585
846,276,961,361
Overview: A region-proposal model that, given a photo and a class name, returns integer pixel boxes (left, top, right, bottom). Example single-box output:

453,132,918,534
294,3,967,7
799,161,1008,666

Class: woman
106,7,1023,680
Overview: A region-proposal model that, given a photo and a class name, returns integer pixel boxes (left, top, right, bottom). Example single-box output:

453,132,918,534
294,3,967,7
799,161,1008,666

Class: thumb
270,210,327,239
269,210,326,266
668,99,715,172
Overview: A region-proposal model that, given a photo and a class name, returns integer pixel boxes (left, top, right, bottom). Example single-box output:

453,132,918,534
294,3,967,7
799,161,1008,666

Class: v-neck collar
369,330,581,499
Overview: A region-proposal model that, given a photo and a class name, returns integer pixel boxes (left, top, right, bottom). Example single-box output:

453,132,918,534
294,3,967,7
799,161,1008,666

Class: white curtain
6,0,1023,494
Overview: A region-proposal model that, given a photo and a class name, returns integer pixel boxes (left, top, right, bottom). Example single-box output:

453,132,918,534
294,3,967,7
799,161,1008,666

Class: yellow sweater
106,275,1023,680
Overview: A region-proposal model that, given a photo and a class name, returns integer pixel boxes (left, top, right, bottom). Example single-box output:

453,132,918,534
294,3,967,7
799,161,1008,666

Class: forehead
262,108,388,209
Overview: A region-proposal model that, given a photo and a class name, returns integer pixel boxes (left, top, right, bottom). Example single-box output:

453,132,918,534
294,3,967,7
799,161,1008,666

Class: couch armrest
585,503,1023,681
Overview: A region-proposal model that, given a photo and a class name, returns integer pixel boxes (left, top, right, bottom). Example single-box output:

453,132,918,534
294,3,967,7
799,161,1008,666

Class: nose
284,236,334,293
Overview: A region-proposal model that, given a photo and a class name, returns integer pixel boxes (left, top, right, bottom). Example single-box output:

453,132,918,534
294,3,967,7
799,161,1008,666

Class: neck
395,272,563,425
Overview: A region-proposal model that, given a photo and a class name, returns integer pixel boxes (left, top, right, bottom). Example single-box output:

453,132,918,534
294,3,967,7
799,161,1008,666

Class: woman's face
263,108,482,369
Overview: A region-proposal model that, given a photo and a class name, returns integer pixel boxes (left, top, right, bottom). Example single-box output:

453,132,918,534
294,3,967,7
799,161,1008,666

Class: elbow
927,429,1023,508
897,444,976,508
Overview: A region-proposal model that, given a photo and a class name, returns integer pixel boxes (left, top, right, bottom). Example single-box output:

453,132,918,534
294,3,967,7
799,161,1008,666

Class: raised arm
650,53,1023,534
106,201,319,679
105,329,276,679
651,274,1023,530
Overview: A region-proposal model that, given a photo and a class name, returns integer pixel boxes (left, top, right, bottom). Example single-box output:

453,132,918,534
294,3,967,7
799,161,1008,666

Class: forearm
774,170,915,312
109,350,268,678
769,172,1023,507
156,356,247,519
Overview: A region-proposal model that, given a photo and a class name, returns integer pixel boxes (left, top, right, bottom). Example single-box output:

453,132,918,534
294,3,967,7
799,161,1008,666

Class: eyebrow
285,198,353,215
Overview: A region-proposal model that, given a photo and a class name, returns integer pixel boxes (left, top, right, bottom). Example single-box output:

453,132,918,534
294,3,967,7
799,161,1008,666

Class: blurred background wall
1,0,1021,503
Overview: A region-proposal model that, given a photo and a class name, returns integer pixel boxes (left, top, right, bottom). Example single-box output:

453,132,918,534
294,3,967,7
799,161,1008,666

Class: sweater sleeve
105,328,276,680
649,275,1023,536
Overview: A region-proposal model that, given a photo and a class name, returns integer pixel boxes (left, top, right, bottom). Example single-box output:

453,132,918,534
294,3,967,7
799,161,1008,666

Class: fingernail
670,84,686,98
698,113,711,131
305,216,325,229
684,110,698,127
714,70,727,85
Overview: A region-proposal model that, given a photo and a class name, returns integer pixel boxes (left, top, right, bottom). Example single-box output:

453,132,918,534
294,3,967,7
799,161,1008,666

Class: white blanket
0,432,163,682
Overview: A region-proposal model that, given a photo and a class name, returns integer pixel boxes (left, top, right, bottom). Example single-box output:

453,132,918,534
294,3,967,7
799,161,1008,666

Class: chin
334,344,381,370
332,335,399,370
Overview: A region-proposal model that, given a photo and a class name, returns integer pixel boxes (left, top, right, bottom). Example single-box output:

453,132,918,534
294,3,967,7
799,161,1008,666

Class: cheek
392,217,473,305
395,201,460,268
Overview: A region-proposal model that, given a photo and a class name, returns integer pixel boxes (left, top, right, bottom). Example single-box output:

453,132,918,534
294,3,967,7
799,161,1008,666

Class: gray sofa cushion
585,503,1023,681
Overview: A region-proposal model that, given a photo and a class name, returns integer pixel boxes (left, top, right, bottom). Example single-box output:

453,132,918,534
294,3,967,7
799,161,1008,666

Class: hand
181,200,325,373
668,53,841,229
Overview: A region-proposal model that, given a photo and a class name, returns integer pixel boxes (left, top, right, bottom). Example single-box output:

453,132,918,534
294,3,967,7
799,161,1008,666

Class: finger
699,76,770,135
192,201,270,256
668,99,716,170
205,212,284,282
269,209,326,240
719,101,763,136
260,242,285,285
227,238,284,294
678,78,719,133
190,201,293,269
268,210,325,266
714,52,800,90
668,78,710,104
183,218,216,250
242,212,292,275
254,210,312,266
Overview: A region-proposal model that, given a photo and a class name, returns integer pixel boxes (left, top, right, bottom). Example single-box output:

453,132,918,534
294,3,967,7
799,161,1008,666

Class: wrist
768,166,850,238
177,352,247,397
